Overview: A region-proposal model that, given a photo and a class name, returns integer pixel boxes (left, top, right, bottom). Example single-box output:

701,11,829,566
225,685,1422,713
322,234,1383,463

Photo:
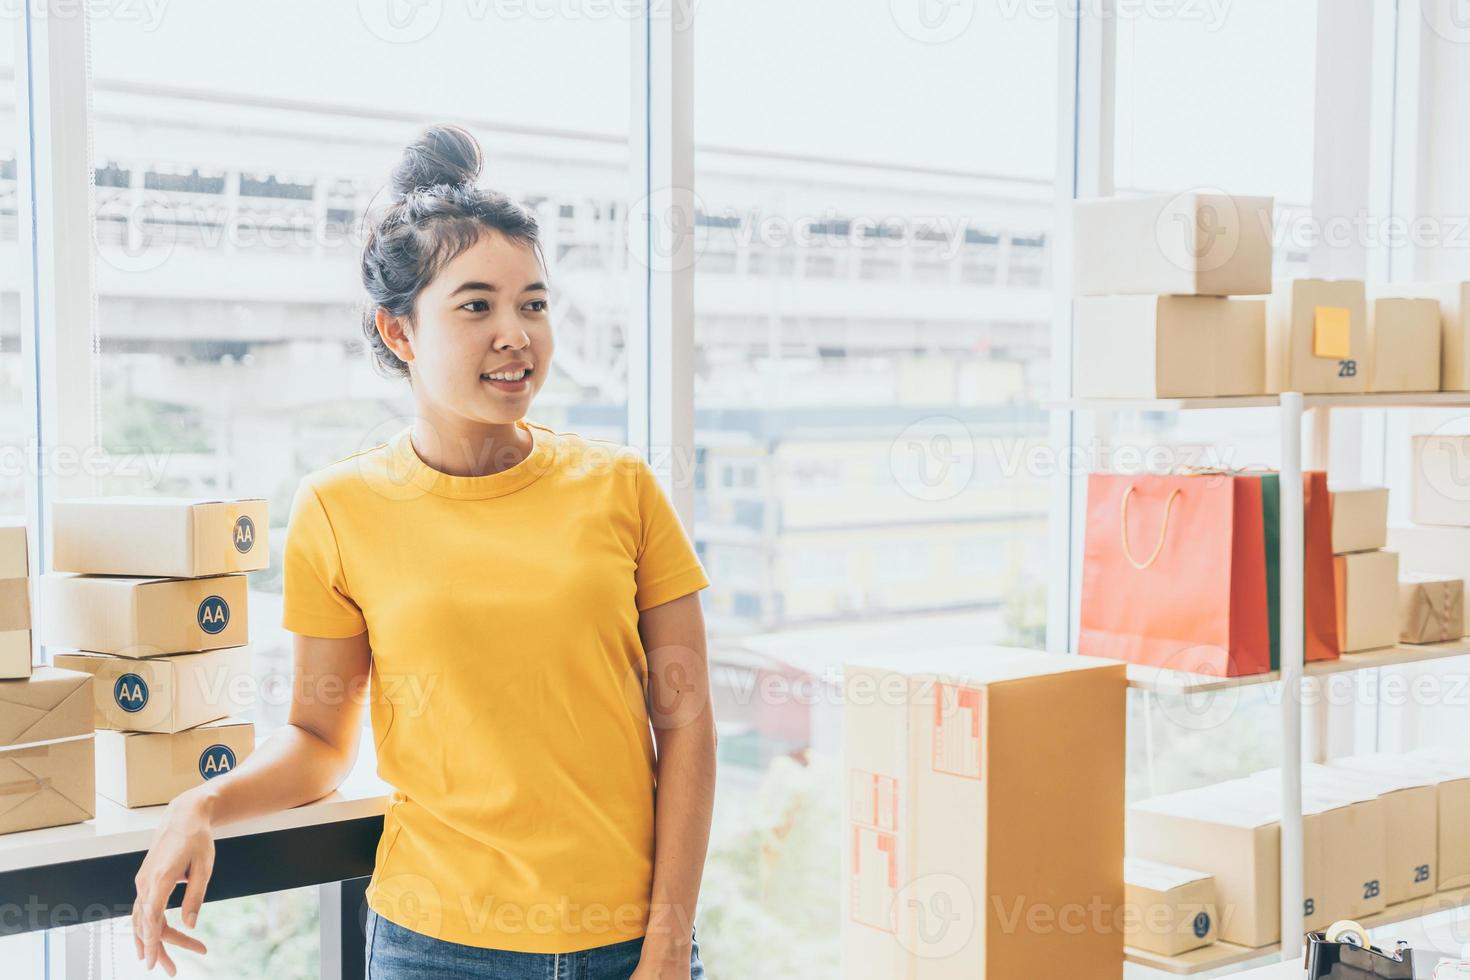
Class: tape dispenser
1306,920,1413,979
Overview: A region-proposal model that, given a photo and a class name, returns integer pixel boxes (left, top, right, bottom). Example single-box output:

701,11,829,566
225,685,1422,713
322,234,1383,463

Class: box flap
0,668,93,745
1124,856,1213,891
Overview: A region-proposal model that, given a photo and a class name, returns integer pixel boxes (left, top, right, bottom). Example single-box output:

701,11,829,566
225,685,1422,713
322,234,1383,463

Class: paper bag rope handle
1120,486,1182,570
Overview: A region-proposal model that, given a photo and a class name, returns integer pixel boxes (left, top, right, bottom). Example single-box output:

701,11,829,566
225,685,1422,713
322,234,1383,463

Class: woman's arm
635,592,717,977
132,630,372,975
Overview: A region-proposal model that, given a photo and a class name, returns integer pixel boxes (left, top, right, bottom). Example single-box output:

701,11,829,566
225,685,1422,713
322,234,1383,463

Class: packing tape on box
0,772,50,797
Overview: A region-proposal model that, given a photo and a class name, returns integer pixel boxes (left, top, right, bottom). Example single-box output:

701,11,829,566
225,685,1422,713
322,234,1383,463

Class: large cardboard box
95,718,254,808
1330,485,1389,554
842,647,1126,980
1072,295,1265,399
1122,858,1218,957
1399,573,1465,644
51,497,268,578
0,666,95,834
1334,752,1470,891
53,647,249,734
1377,282,1470,390
1368,297,1441,392
1266,279,1369,394
1334,550,1400,652
0,630,30,680
1313,762,1437,904
1412,435,1470,526
39,573,247,657
1072,193,1274,297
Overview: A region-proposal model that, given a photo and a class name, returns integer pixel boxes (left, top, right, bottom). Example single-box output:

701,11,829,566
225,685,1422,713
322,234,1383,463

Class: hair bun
390,124,483,199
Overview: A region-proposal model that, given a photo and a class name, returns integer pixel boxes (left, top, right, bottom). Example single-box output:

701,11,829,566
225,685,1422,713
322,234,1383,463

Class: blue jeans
364,908,708,979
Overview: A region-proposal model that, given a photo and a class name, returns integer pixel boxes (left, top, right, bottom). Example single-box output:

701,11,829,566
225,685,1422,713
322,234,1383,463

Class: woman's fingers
179,850,213,930
162,923,208,955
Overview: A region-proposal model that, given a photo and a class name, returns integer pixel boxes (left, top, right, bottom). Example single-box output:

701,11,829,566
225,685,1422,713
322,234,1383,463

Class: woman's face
389,230,554,425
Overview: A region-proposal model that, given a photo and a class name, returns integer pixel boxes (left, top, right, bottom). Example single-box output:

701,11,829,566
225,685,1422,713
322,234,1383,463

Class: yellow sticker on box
1313,306,1352,358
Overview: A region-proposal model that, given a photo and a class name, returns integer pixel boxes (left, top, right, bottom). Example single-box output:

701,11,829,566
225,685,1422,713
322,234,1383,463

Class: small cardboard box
1072,193,1274,297
95,717,254,808
0,520,29,578
1334,550,1400,652
1122,858,1218,957
1072,295,1265,399
1368,297,1441,392
0,666,96,835
1378,282,1470,390
1389,524,1470,583
39,573,247,657
52,647,250,734
1266,279,1369,394
842,647,1126,980
1330,485,1389,554
1335,751,1470,891
0,630,30,680
1399,573,1464,644
51,497,268,578
1412,435,1470,527
1127,781,1280,948
1314,762,1438,904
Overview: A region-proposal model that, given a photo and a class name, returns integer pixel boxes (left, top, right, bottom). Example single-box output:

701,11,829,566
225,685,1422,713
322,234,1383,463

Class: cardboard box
1127,781,1280,947
1072,295,1265,399
0,666,92,746
1330,485,1389,554
1334,550,1400,652
1314,762,1438,904
1412,435,1470,526
95,718,254,808
1072,193,1274,297
0,666,95,835
1334,752,1470,891
1389,524,1470,583
39,573,247,657
0,736,94,834
1266,279,1369,394
1399,573,1465,644
0,577,31,633
52,647,249,734
0,630,30,680
0,520,29,578
1377,282,1470,390
1368,297,1441,392
842,647,1126,980
51,497,268,578
1122,858,1218,957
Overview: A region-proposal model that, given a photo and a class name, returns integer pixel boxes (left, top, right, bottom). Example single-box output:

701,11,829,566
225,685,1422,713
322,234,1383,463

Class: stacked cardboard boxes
40,498,267,808
0,522,97,835
1329,485,1402,652
1385,436,1470,644
1071,192,1273,399
842,646,1126,979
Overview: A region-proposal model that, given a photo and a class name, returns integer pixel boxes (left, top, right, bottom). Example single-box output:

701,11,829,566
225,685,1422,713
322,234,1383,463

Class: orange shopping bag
1079,472,1271,677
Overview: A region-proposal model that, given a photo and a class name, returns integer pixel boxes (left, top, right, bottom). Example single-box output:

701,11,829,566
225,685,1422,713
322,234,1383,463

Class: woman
129,124,716,980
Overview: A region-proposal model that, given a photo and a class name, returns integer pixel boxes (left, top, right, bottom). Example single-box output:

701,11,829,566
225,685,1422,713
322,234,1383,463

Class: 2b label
1338,359,1358,378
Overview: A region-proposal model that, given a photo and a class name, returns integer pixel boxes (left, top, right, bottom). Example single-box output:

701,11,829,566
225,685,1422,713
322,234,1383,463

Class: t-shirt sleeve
633,455,711,612
281,481,369,638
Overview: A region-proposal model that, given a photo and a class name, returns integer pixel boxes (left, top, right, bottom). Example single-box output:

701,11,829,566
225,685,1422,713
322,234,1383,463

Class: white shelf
1054,391,1470,412
1126,639,1470,695
1126,884,1470,974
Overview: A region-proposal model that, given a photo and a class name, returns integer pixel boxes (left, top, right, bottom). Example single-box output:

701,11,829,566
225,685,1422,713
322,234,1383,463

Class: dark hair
359,123,544,379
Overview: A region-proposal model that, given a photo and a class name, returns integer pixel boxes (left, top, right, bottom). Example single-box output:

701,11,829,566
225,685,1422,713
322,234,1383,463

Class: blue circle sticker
233,515,256,555
1192,911,1210,939
199,744,236,780
197,595,230,634
113,673,149,713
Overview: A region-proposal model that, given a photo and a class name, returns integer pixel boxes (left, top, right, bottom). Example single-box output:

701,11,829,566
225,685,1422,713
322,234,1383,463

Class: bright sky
13,0,1312,198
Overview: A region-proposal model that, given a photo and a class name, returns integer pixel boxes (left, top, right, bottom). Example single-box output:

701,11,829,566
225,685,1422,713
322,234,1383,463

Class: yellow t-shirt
281,418,710,953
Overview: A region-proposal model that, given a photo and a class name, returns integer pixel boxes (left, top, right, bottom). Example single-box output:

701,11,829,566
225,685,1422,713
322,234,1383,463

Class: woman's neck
409,411,532,478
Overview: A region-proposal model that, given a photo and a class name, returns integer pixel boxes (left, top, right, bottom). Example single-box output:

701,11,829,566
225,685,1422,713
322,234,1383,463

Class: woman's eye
524,299,548,314
460,299,490,313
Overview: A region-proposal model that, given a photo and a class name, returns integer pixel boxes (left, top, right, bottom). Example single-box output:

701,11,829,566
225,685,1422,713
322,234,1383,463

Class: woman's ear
376,308,414,364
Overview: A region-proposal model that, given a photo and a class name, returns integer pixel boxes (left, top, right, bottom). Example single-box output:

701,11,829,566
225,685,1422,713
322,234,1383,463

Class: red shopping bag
1079,472,1271,677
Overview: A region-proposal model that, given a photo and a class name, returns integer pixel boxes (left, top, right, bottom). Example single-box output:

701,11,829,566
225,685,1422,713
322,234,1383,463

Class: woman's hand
131,789,214,975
